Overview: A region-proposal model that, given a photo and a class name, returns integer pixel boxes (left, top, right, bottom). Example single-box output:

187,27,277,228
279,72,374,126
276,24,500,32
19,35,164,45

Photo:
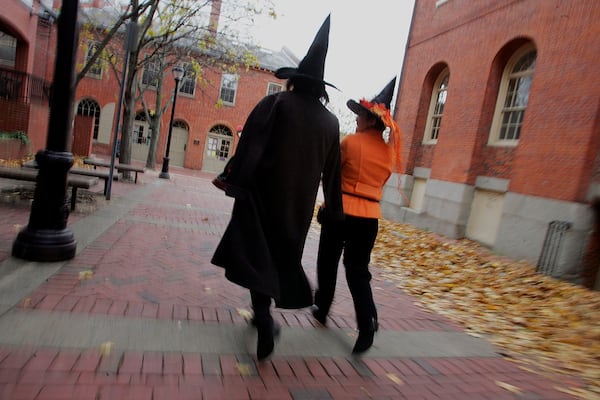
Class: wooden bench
0,166,99,211
84,158,145,183
23,160,112,196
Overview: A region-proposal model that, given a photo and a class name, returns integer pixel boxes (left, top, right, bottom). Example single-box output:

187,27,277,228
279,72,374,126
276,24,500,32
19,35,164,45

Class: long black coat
211,90,343,309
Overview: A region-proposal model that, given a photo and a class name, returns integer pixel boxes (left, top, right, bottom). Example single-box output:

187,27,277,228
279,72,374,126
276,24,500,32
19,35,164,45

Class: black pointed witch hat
275,15,336,88
347,77,397,119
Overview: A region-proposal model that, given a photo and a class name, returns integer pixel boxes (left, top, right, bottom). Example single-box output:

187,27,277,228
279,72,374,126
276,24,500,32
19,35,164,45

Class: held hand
317,206,325,224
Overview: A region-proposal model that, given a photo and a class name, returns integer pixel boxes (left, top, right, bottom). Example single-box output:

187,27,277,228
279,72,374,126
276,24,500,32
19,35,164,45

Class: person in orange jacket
312,77,401,354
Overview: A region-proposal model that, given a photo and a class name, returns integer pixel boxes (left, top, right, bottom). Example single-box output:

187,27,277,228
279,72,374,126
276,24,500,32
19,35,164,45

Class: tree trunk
145,61,165,170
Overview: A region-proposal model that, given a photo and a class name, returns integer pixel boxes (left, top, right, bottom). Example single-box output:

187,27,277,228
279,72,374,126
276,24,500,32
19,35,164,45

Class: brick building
383,0,599,286
0,0,55,158
0,0,295,175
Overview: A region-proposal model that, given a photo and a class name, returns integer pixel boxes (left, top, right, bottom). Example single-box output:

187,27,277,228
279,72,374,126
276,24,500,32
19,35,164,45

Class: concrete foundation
382,173,594,284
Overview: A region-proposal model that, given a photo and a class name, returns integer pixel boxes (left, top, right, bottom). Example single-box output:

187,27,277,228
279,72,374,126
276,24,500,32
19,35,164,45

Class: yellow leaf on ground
236,362,253,376
237,308,253,322
495,381,522,394
99,341,113,356
386,373,404,385
78,270,94,280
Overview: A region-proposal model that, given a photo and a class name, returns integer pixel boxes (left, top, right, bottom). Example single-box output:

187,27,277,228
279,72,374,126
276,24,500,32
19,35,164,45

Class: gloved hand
316,205,325,224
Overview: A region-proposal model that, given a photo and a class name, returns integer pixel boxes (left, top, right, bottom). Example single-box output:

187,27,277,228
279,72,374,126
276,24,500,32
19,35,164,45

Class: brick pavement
0,165,582,399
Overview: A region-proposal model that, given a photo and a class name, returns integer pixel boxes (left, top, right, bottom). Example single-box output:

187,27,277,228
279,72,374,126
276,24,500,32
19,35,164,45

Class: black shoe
311,305,327,326
352,319,378,354
256,320,281,361
352,330,375,354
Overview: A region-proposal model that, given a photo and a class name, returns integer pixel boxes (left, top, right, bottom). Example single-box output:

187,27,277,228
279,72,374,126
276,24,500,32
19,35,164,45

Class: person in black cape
211,15,344,361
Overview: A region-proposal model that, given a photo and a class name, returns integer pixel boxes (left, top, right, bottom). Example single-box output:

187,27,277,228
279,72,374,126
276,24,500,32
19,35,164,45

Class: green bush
0,131,30,145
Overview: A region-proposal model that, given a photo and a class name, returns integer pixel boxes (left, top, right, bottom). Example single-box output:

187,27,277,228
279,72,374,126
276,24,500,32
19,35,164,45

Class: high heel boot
255,319,281,361
352,318,378,354
310,305,327,326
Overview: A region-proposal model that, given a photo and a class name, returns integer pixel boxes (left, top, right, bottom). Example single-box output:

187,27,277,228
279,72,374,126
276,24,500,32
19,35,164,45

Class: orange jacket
340,128,394,219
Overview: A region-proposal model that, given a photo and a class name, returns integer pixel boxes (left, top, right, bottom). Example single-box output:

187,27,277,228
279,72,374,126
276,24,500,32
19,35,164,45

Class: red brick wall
27,102,49,152
0,100,29,135
396,0,600,202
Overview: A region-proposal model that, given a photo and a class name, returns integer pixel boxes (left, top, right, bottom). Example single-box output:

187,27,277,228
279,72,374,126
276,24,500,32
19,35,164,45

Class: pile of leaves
0,156,89,168
371,220,600,399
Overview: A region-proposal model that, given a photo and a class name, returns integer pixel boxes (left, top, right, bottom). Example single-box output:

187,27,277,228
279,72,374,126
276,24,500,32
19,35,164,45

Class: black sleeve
224,95,279,198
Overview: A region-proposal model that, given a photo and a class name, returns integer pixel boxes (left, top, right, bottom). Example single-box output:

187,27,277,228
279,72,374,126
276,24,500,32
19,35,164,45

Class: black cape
211,91,343,309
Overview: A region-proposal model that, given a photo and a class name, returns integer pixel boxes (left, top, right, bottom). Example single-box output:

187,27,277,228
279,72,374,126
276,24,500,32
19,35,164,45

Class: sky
247,0,416,128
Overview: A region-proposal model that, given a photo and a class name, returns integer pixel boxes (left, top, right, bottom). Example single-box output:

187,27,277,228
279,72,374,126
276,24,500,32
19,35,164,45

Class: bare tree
76,0,276,173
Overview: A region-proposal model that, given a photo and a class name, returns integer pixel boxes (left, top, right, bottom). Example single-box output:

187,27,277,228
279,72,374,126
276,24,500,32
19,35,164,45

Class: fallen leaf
495,381,522,394
386,373,404,385
100,341,114,356
78,270,94,280
237,308,253,322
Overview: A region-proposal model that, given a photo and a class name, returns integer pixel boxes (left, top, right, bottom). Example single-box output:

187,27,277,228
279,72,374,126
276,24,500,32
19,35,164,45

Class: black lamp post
159,65,184,179
12,0,80,261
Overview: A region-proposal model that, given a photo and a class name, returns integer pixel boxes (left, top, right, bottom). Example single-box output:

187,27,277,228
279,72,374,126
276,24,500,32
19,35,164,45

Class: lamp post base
12,150,76,262
159,157,170,179
12,228,76,262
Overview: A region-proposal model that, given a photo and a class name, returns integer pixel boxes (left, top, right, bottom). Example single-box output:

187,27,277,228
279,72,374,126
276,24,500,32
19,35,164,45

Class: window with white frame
219,73,238,105
423,69,449,143
85,41,103,78
489,44,536,145
179,63,196,96
267,82,283,96
141,58,160,88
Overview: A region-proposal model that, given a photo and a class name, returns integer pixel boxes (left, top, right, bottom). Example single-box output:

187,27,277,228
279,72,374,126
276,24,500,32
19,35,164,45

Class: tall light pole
12,0,80,261
159,64,184,179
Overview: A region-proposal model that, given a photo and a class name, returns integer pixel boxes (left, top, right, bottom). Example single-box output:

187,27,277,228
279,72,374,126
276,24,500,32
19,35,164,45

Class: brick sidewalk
0,168,581,399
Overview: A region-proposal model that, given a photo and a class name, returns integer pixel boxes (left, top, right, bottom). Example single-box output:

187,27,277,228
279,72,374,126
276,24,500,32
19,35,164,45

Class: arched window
76,98,100,139
489,44,537,145
423,69,449,143
206,125,233,160
173,120,188,130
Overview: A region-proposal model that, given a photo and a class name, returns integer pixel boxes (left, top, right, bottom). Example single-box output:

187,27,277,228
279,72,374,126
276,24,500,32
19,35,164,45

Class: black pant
250,290,272,327
314,215,378,331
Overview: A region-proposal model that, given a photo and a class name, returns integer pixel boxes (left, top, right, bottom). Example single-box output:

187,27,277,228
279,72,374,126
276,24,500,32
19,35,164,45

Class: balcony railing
0,67,51,104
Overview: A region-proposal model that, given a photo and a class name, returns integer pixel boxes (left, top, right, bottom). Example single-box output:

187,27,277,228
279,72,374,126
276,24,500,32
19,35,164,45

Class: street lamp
159,64,185,179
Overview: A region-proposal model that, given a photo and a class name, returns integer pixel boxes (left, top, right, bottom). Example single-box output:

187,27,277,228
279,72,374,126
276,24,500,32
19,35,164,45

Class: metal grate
537,220,572,275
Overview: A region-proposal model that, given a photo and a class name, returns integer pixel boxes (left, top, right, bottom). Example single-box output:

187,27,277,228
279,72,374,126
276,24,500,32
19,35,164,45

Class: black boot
255,319,281,361
352,318,378,354
311,305,327,326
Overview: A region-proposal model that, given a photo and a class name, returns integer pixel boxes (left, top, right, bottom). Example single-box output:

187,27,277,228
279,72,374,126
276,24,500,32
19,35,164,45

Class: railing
0,67,51,104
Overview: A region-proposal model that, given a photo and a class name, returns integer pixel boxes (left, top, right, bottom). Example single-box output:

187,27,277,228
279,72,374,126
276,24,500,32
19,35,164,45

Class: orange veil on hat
346,77,402,169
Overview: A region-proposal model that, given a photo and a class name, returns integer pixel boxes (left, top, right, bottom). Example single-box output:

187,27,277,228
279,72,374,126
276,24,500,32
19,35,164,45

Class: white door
131,121,150,161
169,124,188,167
202,125,234,173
